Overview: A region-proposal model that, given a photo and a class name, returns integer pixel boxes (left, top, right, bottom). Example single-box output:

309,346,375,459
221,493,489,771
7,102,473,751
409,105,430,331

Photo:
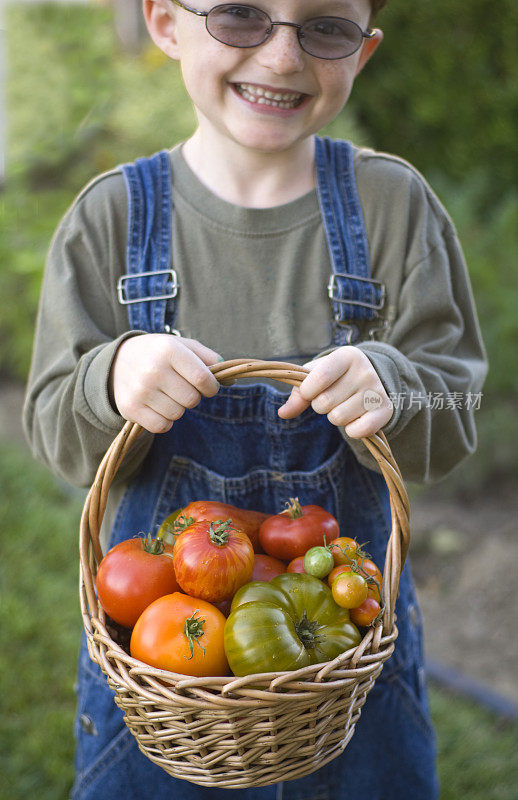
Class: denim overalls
71,137,439,800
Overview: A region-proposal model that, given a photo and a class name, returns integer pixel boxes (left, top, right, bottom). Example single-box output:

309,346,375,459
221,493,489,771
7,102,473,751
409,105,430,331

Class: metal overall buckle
117,268,179,305
328,272,386,343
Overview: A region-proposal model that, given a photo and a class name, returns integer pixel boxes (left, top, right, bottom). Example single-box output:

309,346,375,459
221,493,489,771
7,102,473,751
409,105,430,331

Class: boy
23,1,487,798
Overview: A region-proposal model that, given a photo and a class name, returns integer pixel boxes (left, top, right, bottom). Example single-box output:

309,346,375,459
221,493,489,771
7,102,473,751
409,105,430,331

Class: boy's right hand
109,334,223,433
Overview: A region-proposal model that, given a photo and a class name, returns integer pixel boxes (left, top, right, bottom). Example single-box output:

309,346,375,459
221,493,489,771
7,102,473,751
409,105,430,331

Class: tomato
331,571,368,609
173,518,254,603
96,535,179,629
224,573,361,676
259,497,339,561
327,564,352,587
130,592,229,676
286,556,306,574
350,597,382,627
251,554,286,582
357,558,383,603
329,537,362,566
303,546,334,579
171,501,269,553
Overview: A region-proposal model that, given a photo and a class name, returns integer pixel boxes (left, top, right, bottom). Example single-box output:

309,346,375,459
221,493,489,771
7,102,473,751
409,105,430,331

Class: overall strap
315,136,385,345
118,150,178,334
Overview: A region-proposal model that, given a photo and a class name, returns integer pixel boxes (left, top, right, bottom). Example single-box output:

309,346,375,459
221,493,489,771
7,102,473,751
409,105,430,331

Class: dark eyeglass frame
169,0,375,60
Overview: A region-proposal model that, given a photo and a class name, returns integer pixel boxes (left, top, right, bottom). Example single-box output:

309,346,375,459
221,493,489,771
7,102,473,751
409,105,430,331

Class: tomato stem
294,611,324,650
183,610,206,659
283,497,304,519
208,519,235,546
140,532,167,556
172,514,195,534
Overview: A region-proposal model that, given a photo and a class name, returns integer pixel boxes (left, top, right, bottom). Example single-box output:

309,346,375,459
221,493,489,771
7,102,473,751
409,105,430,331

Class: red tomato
286,556,307,574
173,518,254,603
259,497,339,561
350,597,382,627
251,554,286,582
130,592,229,676
173,501,269,553
96,535,179,629
331,571,368,609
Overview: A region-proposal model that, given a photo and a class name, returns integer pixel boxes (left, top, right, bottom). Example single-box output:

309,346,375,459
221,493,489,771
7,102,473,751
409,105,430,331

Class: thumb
277,386,311,419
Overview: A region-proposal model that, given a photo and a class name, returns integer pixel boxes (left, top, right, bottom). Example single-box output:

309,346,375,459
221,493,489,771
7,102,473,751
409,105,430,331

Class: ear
142,0,181,60
355,28,383,76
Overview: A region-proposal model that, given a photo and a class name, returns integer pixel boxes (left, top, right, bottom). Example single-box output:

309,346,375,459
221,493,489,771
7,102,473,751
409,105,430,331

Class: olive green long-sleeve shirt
23,142,488,550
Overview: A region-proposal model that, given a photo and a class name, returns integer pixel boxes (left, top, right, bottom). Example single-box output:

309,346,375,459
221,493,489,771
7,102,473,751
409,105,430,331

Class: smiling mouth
233,83,306,109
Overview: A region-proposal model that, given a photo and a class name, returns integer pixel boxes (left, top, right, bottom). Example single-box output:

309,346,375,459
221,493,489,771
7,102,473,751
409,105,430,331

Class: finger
130,405,175,435
181,338,222,366
299,348,354,402
156,372,202,410
344,411,389,439
277,387,311,419
145,388,190,420
310,373,356,415
170,342,221,397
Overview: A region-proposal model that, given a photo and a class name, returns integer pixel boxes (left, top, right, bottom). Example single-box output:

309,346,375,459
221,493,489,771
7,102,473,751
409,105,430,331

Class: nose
255,23,306,73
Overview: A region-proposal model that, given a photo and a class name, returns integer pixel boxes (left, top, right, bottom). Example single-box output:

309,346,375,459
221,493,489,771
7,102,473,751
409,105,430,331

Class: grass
1,442,517,799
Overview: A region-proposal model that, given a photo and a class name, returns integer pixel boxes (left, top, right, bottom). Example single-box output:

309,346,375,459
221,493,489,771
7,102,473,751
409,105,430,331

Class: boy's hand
278,347,393,439
109,334,222,433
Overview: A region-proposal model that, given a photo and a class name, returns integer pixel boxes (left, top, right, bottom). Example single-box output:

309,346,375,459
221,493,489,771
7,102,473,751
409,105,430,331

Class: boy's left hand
278,347,393,439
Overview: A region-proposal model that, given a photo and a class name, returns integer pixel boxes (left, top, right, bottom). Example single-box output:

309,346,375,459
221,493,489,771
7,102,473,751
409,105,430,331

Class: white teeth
235,83,303,108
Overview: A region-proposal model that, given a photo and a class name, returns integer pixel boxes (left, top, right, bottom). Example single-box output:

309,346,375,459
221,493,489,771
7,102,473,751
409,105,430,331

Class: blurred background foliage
1,0,517,493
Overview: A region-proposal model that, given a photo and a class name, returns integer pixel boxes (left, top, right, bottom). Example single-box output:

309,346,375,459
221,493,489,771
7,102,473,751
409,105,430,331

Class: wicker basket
79,359,410,789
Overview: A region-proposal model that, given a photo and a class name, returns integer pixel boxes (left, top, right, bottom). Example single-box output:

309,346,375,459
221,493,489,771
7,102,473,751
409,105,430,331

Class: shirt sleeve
22,173,154,488
342,166,488,484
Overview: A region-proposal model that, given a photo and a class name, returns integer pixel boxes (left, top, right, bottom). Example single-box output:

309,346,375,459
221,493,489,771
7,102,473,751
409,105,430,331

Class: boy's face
145,0,381,155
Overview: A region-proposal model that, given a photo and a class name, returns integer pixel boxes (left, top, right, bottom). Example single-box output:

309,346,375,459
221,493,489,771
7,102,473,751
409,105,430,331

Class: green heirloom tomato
224,573,361,676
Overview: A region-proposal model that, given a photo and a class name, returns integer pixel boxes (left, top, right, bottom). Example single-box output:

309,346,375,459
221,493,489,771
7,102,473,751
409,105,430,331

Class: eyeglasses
169,1,375,60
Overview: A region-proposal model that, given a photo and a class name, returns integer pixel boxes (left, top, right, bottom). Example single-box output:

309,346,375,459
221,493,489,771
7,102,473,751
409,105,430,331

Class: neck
181,128,316,208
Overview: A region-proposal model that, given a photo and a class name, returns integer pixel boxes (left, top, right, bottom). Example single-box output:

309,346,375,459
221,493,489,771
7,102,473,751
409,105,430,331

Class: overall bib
71,137,439,800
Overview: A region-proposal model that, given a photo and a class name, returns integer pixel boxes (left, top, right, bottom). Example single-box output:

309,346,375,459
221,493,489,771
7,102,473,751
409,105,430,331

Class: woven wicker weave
79,359,410,788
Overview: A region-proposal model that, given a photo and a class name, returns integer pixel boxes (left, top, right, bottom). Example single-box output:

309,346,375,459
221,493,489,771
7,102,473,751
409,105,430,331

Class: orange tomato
327,564,352,587
331,571,368,609
329,537,362,566
130,592,229,677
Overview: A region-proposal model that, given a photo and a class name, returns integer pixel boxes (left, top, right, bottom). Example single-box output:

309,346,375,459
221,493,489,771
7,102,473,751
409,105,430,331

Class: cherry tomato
286,556,306,574
327,564,352,587
350,597,382,627
173,518,254,603
357,558,383,603
329,537,362,566
96,535,179,628
170,501,269,553
130,592,229,676
304,546,335,579
259,497,339,561
331,571,368,609
251,554,286,582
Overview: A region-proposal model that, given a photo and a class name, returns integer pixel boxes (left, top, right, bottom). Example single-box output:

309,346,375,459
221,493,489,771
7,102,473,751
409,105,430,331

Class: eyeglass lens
207,5,363,59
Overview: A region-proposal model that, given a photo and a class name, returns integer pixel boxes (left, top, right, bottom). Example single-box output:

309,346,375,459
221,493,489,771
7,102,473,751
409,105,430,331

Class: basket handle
79,359,409,635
